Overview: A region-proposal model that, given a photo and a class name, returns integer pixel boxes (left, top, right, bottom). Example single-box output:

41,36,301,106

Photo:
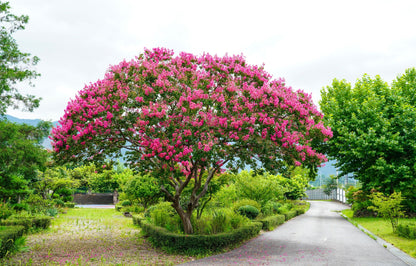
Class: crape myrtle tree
51,48,332,234
320,68,416,212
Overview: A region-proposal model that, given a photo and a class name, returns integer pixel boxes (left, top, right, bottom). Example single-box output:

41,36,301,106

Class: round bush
233,199,261,212
121,200,132,207
237,205,260,219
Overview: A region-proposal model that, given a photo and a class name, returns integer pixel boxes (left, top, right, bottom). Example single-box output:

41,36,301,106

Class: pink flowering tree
51,48,332,234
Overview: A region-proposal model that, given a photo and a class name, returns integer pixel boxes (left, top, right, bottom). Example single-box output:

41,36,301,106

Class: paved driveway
183,201,408,265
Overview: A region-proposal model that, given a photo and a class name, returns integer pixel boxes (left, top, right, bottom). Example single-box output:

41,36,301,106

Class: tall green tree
0,1,40,115
0,119,50,202
320,68,416,212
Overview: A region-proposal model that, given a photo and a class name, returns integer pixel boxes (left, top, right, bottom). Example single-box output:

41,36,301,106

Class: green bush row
284,209,297,221
0,216,51,232
397,223,416,239
138,219,262,251
258,214,285,231
0,226,25,258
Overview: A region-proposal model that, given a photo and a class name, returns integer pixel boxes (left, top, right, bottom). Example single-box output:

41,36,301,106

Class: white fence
304,188,347,204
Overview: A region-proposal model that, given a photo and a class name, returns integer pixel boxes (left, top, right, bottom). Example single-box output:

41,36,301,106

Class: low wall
303,188,347,204
73,193,114,205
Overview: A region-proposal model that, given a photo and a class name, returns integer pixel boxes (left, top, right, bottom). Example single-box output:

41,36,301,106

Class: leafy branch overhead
0,1,41,115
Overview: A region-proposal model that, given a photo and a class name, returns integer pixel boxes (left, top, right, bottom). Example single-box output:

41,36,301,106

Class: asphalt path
183,201,408,265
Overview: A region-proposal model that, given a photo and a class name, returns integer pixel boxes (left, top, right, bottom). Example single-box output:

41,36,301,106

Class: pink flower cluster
51,47,332,171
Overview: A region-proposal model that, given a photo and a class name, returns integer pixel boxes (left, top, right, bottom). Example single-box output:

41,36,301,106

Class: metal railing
303,188,347,204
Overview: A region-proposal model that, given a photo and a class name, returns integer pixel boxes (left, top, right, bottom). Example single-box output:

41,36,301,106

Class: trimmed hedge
259,214,285,231
294,202,310,215
284,210,297,221
397,223,416,239
138,219,262,251
0,225,25,258
0,216,51,232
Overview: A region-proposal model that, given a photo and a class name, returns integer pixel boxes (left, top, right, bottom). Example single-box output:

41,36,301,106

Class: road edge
340,213,416,266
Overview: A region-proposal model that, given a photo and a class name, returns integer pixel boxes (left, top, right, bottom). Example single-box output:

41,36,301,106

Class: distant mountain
4,114,59,150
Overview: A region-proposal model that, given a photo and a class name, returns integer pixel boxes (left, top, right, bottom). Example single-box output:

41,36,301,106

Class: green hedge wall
259,214,285,231
0,216,51,232
284,210,297,221
138,219,262,251
397,223,416,239
0,226,25,258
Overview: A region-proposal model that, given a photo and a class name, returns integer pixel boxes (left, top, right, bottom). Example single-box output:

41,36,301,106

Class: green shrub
146,202,183,233
233,199,261,212
64,202,75,208
397,223,416,239
293,202,310,215
132,214,144,226
237,205,260,219
369,192,405,232
284,210,297,221
115,204,123,212
192,208,250,235
121,205,144,214
22,194,54,215
262,201,282,216
54,199,65,207
258,214,285,231
11,203,29,212
45,208,59,217
0,203,14,220
139,219,262,253
0,225,25,258
144,205,157,218
31,216,52,229
121,200,132,207
276,204,290,214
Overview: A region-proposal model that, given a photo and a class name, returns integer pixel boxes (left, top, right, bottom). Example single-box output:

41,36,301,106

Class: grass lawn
0,208,195,265
342,209,416,258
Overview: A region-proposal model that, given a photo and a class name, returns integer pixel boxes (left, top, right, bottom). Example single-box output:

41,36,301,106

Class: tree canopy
51,48,331,233
320,68,416,212
0,119,50,202
0,1,40,115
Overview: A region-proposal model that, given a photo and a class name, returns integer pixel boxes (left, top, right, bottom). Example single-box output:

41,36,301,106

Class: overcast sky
7,0,416,121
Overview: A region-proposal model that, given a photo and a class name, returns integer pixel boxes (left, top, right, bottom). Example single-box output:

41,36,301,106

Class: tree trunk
172,202,194,234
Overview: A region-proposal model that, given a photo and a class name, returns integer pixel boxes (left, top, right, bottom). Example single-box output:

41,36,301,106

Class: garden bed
0,208,195,265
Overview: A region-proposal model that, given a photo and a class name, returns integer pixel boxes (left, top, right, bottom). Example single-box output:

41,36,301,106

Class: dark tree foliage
0,119,50,202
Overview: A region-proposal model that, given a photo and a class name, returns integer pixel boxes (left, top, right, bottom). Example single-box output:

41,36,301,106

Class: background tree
0,1,40,115
0,119,50,202
69,163,98,193
278,166,310,200
121,172,163,210
51,48,332,234
320,68,416,212
234,170,284,206
323,175,338,196
34,166,78,199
